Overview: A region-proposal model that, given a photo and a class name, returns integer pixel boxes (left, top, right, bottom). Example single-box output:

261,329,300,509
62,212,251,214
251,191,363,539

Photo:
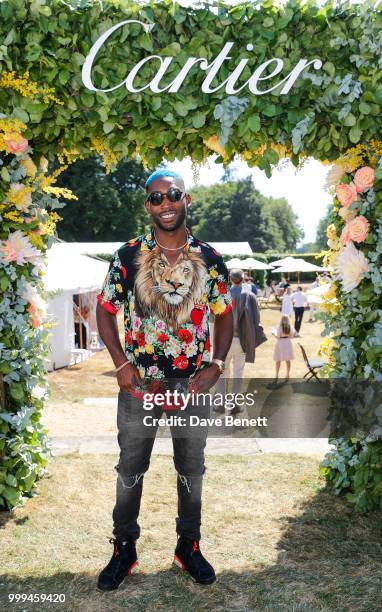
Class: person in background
215,269,266,414
273,315,295,382
281,286,293,317
291,286,308,336
243,274,258,295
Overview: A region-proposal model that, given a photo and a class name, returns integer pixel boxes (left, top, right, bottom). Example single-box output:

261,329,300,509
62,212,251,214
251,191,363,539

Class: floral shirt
97,228,232,380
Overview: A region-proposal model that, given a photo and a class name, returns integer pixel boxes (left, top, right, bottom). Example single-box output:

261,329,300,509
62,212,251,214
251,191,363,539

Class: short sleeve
207,256,232,316
97,251,127,315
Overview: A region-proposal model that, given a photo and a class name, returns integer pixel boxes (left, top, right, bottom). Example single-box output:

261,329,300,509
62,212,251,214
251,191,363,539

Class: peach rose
340,224,351,245
347,215,369,243
336,182,357,208
354,166,374,193
4,132,28,154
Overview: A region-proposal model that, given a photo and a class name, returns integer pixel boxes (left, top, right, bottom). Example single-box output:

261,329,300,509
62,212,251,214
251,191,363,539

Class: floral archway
1,0,382,511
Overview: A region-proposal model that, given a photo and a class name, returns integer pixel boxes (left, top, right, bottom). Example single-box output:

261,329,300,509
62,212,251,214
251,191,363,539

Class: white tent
269,256,297,267
225,258,245,270
271,261,325,273
44,244,109,370
239,257,274,270
209,242,253,256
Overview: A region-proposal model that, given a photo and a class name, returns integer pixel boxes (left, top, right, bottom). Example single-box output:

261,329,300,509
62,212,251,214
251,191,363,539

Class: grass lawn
1,453,382,612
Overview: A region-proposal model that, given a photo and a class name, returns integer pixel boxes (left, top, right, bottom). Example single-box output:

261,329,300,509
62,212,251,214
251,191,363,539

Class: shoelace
109,537,120,557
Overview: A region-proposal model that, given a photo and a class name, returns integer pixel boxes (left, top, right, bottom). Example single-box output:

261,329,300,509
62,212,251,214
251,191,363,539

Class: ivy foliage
0,0,382,174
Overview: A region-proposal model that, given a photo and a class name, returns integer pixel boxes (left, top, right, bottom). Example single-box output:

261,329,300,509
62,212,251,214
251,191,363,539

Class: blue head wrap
145,169,184,189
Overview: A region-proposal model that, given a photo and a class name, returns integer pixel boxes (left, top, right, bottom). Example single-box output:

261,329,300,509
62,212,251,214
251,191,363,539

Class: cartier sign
82,20,323,96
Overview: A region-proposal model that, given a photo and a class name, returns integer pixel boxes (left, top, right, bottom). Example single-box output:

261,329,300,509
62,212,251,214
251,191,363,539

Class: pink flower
336,182,357,208
354,166,375,193
4,132,28,154
0,230,41,266
155,320,166,332
340,224,351,245
340,215,369,245
28,303,43,328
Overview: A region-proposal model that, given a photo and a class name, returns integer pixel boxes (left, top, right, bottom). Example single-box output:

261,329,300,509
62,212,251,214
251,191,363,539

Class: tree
56,157,151,241
188,177,302,252
315,204,332,251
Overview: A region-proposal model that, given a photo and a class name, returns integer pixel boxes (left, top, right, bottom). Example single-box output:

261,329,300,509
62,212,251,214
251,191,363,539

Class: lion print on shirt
134,249,206,331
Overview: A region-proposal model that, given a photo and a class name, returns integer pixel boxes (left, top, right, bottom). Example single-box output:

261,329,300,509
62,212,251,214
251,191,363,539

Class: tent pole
78,294,83,349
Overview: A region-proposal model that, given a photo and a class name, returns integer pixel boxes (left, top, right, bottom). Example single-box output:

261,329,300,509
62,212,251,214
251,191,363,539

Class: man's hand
189,363,221,394
116,362,142,393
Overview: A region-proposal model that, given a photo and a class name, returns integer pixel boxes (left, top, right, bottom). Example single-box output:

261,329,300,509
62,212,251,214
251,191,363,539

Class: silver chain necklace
153,229,188,251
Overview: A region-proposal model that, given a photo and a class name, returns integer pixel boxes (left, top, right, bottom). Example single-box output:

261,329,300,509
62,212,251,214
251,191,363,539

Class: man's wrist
211,359,225,374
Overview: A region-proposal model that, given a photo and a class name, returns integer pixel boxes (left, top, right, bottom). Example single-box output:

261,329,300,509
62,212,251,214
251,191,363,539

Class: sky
169,156,332,246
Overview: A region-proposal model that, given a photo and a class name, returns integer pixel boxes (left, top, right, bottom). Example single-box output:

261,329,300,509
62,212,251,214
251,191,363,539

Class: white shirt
281,294,294,316
292,291,308,308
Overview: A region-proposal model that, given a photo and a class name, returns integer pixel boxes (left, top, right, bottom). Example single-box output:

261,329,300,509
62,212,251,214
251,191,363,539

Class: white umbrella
269,256,297,267
240,257,274,270
225,258,245,270
271,260,324,273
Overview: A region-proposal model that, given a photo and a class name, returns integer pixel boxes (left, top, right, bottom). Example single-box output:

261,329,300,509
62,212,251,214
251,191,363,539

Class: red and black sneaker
97,537,138,591
173,537,216,585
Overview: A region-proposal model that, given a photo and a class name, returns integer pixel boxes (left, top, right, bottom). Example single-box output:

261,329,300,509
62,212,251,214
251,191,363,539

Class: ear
184,193,191,208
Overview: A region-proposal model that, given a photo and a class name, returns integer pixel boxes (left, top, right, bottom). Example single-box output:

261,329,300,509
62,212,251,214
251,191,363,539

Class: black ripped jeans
112,390,209,542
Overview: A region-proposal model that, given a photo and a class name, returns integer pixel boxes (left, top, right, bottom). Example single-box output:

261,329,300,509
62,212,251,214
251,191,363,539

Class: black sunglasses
146,187,185,206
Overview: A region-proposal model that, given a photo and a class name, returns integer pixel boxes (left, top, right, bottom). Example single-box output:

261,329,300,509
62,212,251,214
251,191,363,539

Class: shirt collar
141,226,199,252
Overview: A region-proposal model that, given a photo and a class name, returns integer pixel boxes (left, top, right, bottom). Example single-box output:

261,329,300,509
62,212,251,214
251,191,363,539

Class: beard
153,203,187,232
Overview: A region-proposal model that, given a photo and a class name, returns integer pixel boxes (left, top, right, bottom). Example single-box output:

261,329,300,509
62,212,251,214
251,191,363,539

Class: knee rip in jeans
177,467,206,494
114,464,144,489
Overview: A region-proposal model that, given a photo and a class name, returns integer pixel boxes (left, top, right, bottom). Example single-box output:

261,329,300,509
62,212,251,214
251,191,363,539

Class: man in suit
215,269,267,414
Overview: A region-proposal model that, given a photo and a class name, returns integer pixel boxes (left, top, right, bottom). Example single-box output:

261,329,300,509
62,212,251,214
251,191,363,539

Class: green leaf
13,107,29,123
343,113,356,127
349,124,362,143
1,167,10,182
192,113,206,128
248,115,261,132
151,97,161,111
0,276,9,291
262,104,279,117
174,101,188,117
103,121,114,134
5,474,17,488
359,102,371,115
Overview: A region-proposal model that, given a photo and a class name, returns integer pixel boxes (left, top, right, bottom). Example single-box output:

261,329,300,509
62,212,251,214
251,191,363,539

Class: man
291,285,308,336
215,269,266,414
243,274,258,295
96,169,233,590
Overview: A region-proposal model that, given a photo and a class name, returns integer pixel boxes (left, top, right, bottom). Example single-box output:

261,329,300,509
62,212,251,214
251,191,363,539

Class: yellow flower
90,137,118,174
39,156,49,173
204,135,228,160
199,342,204,352
210,267,218,278
29,232,45,249
323,284,337,300
7,184,32,210
116,283,123,293
145,344,155,354
326,224,337,240
21,157,37,177
134,348,139,356
0,71,63,105
3,211,23,223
